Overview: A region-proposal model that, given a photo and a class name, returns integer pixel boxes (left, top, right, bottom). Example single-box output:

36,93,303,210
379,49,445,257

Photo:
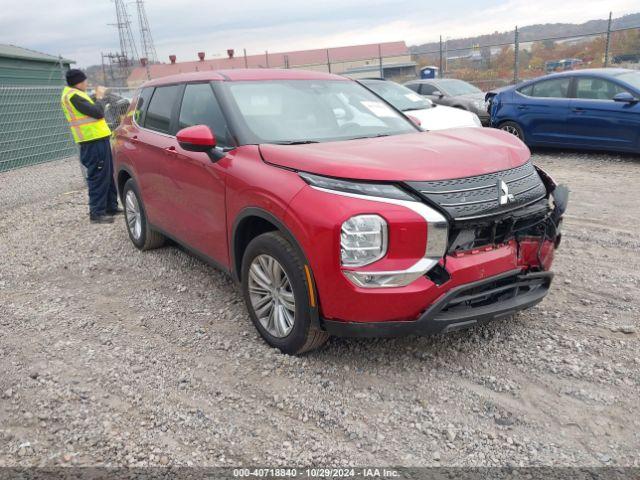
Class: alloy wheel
125,190,142,241
248,254,296,338
501,125,521,138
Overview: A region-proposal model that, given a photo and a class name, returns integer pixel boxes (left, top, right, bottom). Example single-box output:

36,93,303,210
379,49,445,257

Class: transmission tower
110,0,139,66
136,0,158,63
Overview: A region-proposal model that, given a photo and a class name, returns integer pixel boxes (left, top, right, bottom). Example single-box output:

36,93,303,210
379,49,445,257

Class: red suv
112,69,568,354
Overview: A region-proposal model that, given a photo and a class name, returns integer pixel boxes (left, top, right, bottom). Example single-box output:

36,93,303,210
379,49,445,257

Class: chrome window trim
311,186,448,288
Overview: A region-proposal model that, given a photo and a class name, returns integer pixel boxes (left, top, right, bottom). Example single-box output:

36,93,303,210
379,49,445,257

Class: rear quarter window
133,87,153,125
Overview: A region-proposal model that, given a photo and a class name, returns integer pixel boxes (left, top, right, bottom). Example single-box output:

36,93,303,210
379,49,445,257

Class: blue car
488,68,640,153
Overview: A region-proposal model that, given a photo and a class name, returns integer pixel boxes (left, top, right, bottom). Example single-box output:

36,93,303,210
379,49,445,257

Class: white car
360,78,482,130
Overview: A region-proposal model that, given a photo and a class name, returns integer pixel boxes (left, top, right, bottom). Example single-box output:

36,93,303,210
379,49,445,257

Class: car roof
528,68,633,81
143,68,349,87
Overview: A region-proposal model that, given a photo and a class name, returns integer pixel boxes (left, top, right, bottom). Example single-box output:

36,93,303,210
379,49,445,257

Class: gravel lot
0,150,639,468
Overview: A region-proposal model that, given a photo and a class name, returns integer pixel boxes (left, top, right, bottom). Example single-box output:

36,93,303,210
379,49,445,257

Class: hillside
410,12,640,53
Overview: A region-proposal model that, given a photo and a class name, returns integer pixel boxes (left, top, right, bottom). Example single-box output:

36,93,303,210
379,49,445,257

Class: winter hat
66,69,87,87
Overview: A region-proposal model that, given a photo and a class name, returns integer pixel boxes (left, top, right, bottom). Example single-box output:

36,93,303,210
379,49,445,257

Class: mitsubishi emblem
498,179,515,205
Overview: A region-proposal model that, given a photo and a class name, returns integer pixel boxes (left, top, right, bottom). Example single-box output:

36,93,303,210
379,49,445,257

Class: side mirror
613,92,638,103
431,90,444,98
176,125,225,161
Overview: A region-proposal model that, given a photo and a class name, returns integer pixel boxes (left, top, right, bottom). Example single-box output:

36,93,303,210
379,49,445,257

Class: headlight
341,215,387,267
299,172,415,201
473,100,484,110
472,113,482,127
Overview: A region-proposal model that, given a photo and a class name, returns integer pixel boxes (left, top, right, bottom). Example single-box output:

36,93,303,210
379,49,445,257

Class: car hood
406,105,479,130
259,129,529,182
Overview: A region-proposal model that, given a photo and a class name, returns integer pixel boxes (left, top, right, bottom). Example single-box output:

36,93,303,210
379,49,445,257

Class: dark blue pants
79,137,118,217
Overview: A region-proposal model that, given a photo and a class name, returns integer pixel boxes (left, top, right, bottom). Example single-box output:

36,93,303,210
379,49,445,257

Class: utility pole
604,11,613,67
378,44,383,78
513,26,520,84
439,36,443,78
326,49,331,73
243,48,248,68
136,0,158,64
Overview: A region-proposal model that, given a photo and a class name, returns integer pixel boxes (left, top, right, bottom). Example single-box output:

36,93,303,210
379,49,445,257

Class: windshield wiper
349,134,391,140
401,107,424,112
271,140,320,145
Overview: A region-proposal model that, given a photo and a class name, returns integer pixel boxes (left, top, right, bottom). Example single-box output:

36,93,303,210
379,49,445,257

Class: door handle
164,146,178,155
572,107,585,113
517,105,528,110
130,135,138,143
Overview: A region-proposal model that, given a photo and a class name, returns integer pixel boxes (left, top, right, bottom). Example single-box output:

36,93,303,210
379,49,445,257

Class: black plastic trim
323,269,553,337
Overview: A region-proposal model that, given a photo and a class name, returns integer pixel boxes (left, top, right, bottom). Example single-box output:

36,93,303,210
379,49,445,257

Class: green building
0,44,73,86
0,44,76,172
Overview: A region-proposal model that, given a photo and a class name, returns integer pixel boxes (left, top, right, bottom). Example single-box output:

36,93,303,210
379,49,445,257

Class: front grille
406,161,547,221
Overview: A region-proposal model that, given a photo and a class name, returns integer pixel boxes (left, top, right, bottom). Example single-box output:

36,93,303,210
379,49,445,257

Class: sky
1,0,638,67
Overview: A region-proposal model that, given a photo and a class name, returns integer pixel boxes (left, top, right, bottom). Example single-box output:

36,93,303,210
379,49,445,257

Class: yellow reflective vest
60,86,111,143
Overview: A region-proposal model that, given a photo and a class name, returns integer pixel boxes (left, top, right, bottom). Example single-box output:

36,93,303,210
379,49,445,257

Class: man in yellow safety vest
61,69,122,224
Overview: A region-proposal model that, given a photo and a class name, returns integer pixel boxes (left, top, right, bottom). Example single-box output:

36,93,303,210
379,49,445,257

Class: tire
241,232,329,354
122,178,165,251
499,121,525,142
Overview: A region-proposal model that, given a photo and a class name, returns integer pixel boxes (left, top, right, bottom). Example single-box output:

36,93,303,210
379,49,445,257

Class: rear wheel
499,121,525,142
122,178,165,251
241,232,329,354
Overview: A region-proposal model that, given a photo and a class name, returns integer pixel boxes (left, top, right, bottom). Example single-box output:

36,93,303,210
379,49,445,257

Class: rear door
566,76,640,150
162,82,231,265
135,84,182,230
514,77,572,145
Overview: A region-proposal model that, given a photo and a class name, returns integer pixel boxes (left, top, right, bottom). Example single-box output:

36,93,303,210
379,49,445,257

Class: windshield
438,79,482,96
615,71,640,91
224,80,417,144
362,80,432,111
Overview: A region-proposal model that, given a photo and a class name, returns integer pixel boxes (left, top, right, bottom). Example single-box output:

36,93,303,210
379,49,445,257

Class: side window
530,78,571,98
575,78,627,100
518,84,533,96
405,83,419,93
178,83,231,147
419,83,438,95
133,87,153,125
144,85,180,134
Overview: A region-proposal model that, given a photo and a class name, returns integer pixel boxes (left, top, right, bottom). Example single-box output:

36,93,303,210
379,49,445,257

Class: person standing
60,69,122,224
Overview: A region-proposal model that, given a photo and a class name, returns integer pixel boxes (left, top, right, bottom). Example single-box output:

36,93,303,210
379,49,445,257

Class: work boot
90,214,115,224
106,207,124,216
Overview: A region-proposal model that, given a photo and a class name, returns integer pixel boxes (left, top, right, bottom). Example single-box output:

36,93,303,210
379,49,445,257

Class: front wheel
499,121,525,142
122,178,165,251
241,232,329,354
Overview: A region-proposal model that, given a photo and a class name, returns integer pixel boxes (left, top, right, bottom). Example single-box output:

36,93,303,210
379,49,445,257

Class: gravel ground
0,151,639,468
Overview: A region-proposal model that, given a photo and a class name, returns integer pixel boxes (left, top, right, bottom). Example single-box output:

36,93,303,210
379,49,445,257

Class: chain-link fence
411,24,640,91
0,86,136,174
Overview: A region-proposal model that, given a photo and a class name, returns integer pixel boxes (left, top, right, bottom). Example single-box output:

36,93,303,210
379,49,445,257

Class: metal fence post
513,26,519,84
439,36,443,78
604,11,612,67
378,44,383,78
243,48,248,68
326,49,331,73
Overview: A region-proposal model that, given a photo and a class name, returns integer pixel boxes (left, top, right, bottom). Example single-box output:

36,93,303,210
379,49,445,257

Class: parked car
404,78,490,125
487,68,640,153
112,69,567,354
359,78,482,130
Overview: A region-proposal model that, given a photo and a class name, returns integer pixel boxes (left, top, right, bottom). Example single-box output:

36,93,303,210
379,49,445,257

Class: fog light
340,215,387,267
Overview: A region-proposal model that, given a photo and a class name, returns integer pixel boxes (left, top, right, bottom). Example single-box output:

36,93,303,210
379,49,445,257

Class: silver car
405,78,490,126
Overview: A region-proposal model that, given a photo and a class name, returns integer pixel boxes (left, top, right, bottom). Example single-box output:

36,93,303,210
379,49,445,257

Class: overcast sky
1,0,638,67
